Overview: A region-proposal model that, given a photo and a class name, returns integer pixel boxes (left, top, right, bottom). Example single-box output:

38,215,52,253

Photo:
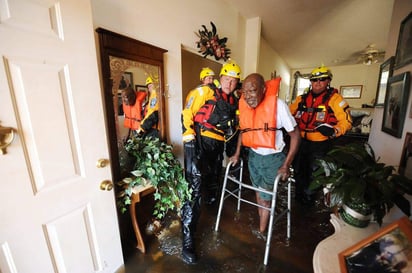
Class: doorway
181,48,222,104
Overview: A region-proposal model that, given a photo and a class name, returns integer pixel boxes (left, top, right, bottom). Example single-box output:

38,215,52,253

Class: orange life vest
122,91,146,130
239,78,280,149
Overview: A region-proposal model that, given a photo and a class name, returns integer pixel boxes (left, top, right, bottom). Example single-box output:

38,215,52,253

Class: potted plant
116,136,191,220
310,142,412,228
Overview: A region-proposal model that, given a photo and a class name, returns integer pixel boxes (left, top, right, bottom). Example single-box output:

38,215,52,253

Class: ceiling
224,0,394,70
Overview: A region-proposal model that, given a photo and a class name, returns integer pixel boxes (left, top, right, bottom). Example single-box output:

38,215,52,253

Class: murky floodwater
126,182,335,273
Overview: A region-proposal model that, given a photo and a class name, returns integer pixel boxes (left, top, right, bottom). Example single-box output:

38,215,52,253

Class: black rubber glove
184,139,196,149
316,124,335,137
184,140,197,159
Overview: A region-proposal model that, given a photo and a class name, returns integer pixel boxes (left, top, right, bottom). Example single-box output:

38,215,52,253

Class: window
291,71,311,102
297,77,310,96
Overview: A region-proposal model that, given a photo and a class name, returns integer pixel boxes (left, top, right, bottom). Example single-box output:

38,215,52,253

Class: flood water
122,175,334,273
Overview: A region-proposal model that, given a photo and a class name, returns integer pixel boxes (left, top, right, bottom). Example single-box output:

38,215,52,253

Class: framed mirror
96,28,167,182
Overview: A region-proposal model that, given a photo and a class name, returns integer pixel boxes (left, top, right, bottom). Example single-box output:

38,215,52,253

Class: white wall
91,0,247,159
369,1,412,169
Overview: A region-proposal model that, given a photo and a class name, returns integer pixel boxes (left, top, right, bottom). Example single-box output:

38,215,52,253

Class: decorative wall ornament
195,21,231,61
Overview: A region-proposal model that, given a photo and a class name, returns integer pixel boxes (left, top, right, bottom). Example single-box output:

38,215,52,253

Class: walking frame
214,158,294,266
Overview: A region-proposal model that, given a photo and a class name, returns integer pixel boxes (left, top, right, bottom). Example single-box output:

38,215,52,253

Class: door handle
96,158,109,168
0,125,15,155
100,180,114,191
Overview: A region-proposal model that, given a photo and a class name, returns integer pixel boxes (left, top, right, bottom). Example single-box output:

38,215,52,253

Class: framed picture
119,72,133,89
395,12,412,69
135,84,148,93
374,57,394,107
340,85,362,99
382,72,411,138
339,216,412,273
399,132,412,179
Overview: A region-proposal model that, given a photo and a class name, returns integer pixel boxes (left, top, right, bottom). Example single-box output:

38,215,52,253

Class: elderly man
230,73,300,237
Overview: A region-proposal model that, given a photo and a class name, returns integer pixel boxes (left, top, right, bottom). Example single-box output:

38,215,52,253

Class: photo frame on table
382,72,411,138
395,12,412,69
340,85,363,99
399,132,412,179
375,57,394,107
339,216,412,273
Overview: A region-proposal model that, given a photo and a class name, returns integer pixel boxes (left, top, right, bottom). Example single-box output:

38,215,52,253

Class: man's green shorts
248,149,285,201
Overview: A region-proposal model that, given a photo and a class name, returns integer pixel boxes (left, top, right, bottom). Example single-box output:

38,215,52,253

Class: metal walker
214,158,294,265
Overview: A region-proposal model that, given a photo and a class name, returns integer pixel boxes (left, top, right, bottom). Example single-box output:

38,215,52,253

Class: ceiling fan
357,44,385,65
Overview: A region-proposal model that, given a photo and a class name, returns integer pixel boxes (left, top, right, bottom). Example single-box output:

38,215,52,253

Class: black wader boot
182,140,202,264
181,197,200,264
204,152,223,205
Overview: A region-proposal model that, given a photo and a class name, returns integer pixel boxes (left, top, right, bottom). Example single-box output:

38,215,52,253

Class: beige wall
258,38,291,102
291,64,380,108
369,0,412,168
91,0,411,170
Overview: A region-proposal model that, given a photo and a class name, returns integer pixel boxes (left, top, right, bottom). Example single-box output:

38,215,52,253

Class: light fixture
363,54,379,65
362,45,383,65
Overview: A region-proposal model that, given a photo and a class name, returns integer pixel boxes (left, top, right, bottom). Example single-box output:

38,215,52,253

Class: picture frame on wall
374,56,394,107
119,72,134,89
338,216,412,273
399,132,412,179
395,12,412,69
340,85,362,99
135,84,148,93
382,72,411,138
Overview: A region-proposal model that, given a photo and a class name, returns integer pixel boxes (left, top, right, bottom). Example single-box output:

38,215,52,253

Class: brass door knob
96,158,109,168
100,180,113,191
0,125,15,155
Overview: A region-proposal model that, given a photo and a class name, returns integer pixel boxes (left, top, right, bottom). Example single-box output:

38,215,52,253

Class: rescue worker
181,62,241,264
139,76,160,139
121,86,147,138
289,65,352,205
229,73,300,237
199,67,215,86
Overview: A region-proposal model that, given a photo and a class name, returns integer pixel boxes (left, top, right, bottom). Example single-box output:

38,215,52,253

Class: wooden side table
130,184,155,253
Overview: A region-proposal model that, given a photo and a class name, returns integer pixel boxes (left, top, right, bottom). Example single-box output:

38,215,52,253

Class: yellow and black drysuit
289,87,352,203
140,89,159,139
180,82,238,259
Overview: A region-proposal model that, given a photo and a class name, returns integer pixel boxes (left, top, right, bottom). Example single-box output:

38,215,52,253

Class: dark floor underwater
120,177,335,273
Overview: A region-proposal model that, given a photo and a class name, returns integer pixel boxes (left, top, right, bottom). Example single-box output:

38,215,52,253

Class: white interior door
0,0,123,272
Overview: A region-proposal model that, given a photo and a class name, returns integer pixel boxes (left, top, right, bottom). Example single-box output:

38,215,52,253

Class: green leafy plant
116,136,191,219
310,142,412,226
